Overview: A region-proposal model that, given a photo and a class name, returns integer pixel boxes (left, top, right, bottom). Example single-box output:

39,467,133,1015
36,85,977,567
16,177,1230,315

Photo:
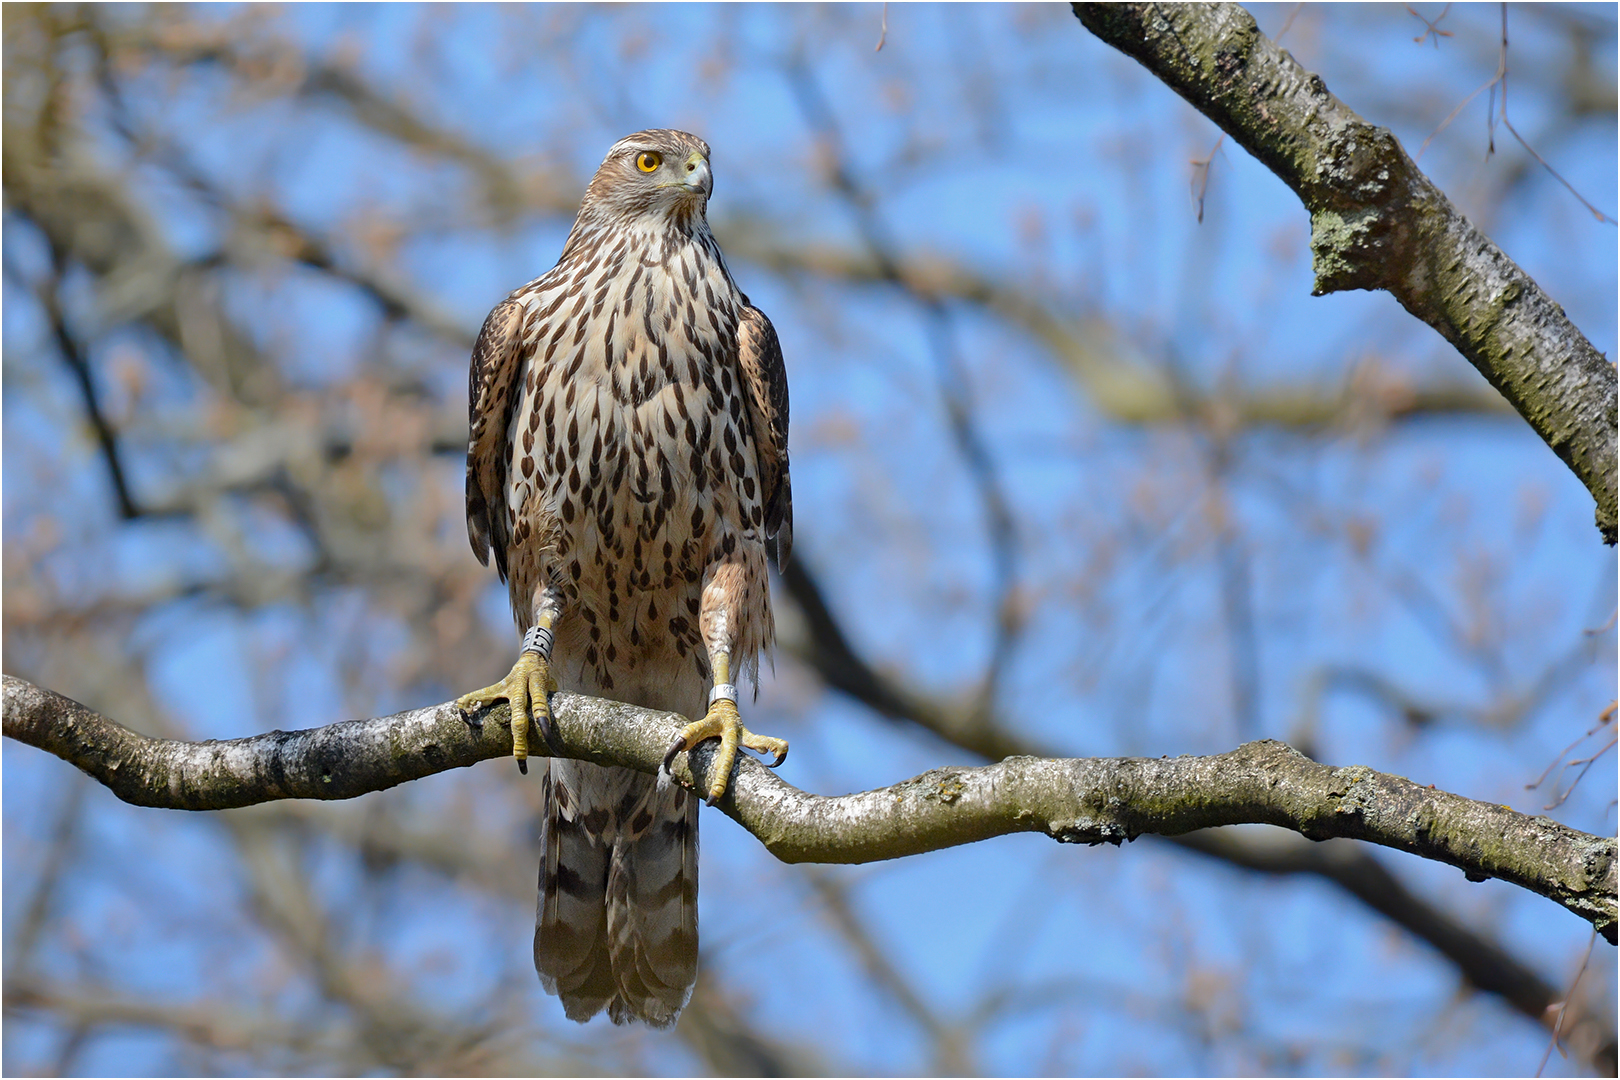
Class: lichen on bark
4,674,1614,941
1072,2,1617,543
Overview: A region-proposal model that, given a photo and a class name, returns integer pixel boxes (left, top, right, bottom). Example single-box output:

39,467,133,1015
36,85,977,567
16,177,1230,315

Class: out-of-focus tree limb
4,976,323,1059
776,558,1619,1067
785,57,1025,723
1072,2,1618,543
232,801,833,1076
5,675,1614,943
28,261,143,520
1176,828,1619,1076
802,866,972,1075
724,224,1517,430
2,972,580,1075
779,558,1025,762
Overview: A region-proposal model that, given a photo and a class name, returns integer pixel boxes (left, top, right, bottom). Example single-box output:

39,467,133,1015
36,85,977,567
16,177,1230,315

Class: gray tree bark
1072,2,1618,543
5,674,1613,944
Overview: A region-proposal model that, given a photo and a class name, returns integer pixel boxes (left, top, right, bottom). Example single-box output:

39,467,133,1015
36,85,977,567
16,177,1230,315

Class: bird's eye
636,151,663,173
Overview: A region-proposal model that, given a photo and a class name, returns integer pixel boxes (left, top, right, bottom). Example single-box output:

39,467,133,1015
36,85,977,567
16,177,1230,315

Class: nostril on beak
686,163,696,173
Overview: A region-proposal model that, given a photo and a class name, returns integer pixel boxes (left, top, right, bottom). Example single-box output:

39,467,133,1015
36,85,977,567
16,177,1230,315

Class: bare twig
1407,3,1454,48
1484,5,1615,223
1528,702,1618,811
1189,132,1227,223
1416,5,1612,225
1537,930,1597,1076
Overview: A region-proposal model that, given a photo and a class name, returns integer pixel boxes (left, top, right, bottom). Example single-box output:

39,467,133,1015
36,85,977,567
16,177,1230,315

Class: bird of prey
458,129,792,1028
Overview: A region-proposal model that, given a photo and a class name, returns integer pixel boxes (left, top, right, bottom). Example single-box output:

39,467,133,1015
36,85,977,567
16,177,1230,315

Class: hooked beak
676,150,711,198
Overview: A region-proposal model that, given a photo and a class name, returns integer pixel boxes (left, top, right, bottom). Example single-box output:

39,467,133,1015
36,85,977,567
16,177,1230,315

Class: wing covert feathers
465,295,527,580
737,303,793,568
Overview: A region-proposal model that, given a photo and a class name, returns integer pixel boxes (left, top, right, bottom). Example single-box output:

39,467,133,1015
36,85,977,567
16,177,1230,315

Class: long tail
536,759,698,1027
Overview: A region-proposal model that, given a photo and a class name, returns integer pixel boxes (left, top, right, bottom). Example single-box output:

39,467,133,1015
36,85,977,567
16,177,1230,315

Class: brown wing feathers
737,304,793,567
464,296,527,581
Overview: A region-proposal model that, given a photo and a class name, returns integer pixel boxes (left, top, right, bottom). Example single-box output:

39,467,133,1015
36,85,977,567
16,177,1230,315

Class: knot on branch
894,767,972,805
1311,124,1403,204
1049,816,1132,847
1311,205,1398,295
1211,33,1253,88
1293,763,1377,840
1306,125,1416,297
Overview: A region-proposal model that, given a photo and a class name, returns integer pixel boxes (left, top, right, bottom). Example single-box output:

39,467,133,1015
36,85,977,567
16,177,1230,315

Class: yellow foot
662,698,789,805
456,652,557,773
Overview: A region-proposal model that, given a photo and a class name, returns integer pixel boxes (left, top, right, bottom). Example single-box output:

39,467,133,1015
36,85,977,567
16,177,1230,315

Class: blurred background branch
4,4,1614,1075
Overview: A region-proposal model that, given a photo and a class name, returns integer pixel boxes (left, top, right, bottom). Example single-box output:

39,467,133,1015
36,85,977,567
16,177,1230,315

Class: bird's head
582,129,714,232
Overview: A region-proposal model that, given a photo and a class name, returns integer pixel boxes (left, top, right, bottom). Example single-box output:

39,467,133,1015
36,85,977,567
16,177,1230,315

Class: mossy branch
5,674,1613,943
1072,2,1618,544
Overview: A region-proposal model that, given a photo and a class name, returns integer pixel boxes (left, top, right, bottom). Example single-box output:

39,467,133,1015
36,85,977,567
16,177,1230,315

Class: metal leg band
521,624,554,660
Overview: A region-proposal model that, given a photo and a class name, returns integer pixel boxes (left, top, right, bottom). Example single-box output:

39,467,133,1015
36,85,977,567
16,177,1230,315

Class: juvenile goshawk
458,129,791,1028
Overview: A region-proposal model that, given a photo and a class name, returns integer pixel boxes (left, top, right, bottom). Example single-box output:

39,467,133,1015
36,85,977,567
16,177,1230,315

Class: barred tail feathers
537,759,699,1028
535,760,615,1020
604,778,699,1027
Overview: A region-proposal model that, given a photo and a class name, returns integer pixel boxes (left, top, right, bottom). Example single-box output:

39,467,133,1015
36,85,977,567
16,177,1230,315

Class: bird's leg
457,600,561,773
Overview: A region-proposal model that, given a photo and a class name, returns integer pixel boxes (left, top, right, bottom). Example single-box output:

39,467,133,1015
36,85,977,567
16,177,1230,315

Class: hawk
457,129,791,1029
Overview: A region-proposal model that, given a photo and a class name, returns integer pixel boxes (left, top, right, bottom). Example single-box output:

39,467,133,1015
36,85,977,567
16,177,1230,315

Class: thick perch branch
1073,2,1618,543
5,674,1614,942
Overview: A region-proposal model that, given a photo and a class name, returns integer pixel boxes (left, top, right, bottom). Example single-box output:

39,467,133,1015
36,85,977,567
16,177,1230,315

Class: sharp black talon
662,738,685,774
517,758,528,775
535,709,558,754
458,710,483,732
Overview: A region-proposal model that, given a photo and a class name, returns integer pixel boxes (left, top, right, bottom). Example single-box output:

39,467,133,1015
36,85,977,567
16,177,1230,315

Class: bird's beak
678,151,711,197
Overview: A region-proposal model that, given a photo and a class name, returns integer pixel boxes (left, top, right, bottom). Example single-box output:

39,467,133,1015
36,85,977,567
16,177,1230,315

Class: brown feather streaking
458,129,791,1028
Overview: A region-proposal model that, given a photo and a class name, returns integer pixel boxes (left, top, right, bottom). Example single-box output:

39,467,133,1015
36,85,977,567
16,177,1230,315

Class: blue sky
4,4,1615,1074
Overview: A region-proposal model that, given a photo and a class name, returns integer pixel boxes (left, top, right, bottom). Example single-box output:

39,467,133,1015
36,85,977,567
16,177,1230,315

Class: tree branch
1072,2,1618,543
5,674,1613,943
777,558,1616,1062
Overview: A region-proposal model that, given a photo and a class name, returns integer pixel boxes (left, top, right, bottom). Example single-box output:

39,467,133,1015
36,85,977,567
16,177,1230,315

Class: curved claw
661,734,687,775
456,652,557,772
662,700,788,804
742,729,790,769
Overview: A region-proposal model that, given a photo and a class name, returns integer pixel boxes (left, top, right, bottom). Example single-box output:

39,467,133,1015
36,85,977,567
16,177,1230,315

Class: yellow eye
636,151,662,173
